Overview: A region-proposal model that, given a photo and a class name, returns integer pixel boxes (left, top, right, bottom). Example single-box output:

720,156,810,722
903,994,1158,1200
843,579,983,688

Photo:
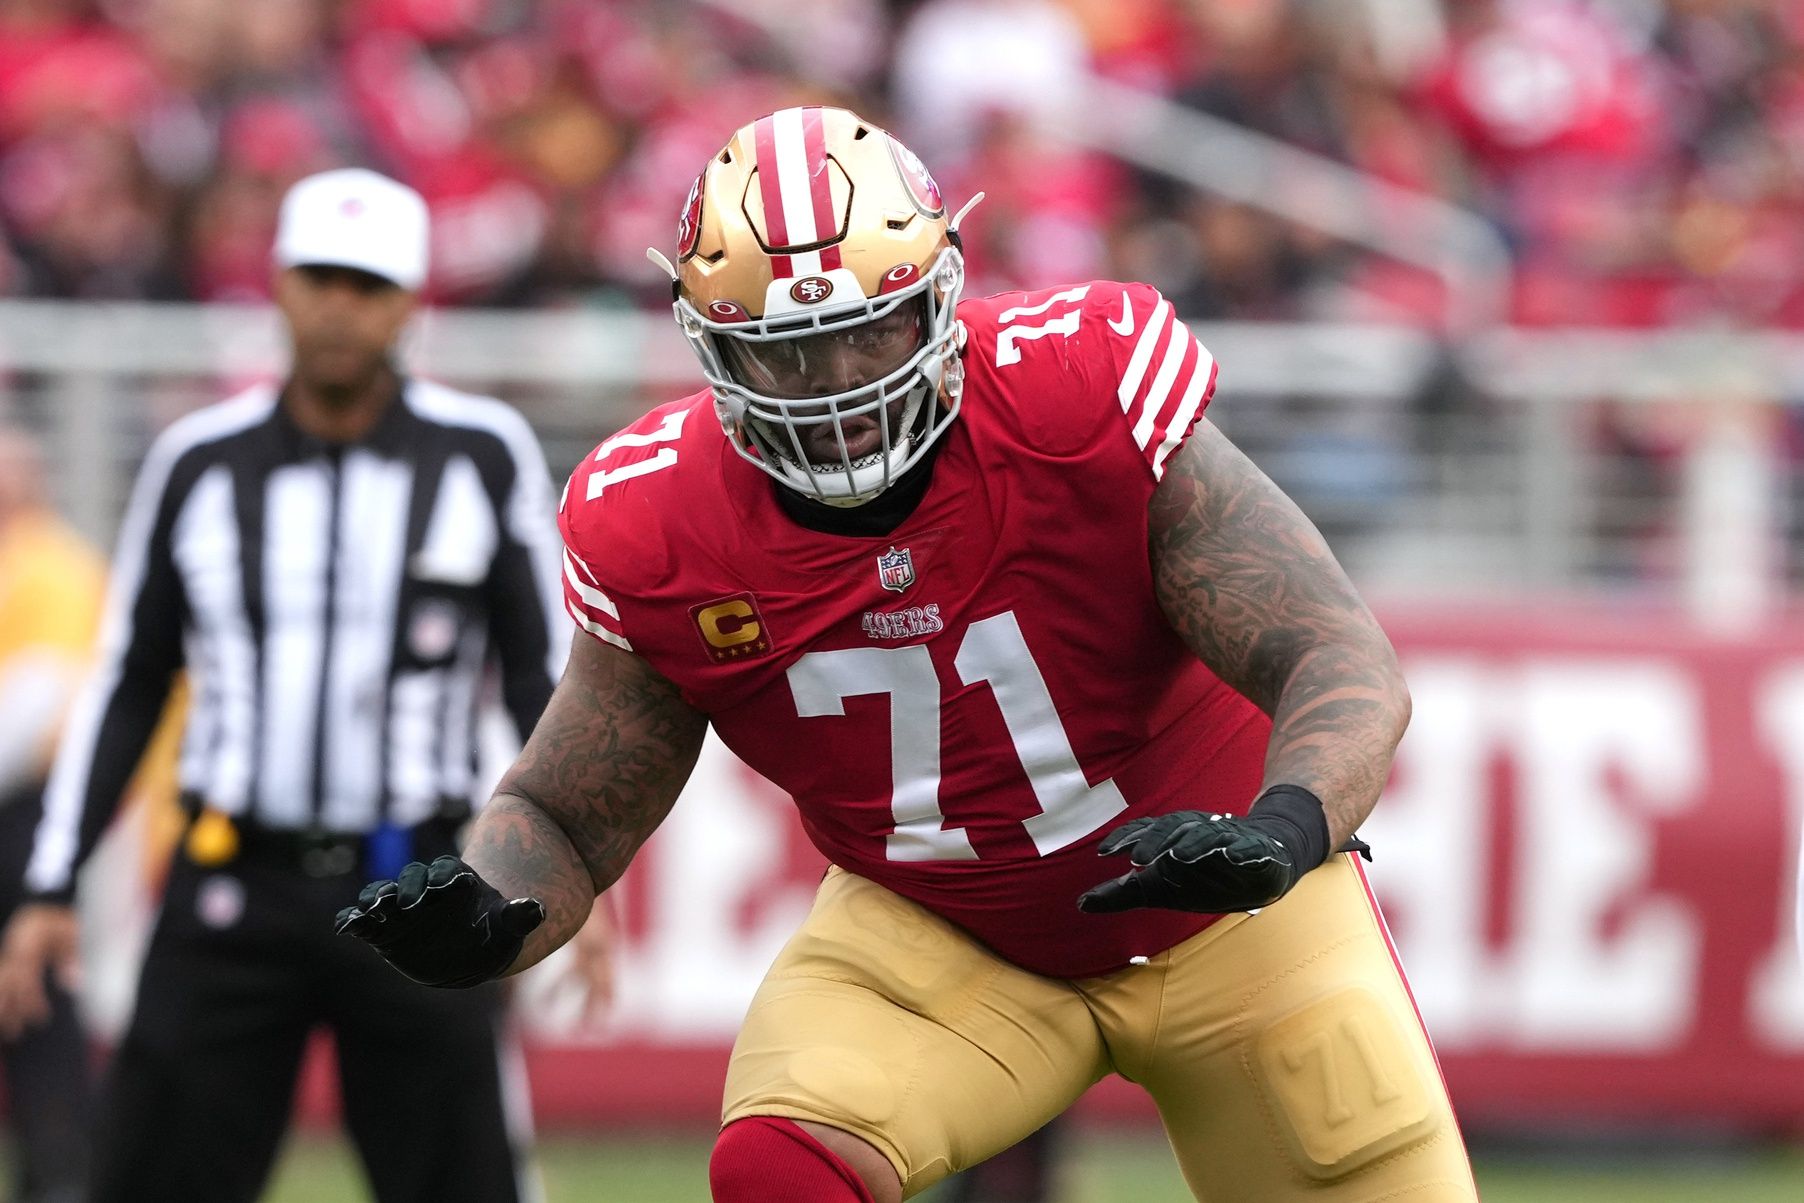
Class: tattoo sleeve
1148,420,1411,846
465,630,708,974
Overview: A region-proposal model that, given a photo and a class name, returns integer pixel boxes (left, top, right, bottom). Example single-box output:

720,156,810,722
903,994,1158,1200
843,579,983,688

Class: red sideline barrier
1376,605,1804,1132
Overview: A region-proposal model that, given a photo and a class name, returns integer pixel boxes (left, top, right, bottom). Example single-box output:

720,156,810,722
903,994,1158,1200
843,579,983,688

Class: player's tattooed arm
465,631,709,973
1148,419,1410,846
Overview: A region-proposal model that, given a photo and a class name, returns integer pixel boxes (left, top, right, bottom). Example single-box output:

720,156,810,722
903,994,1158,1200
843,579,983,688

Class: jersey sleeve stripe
1128,317,1196,452
565,598,633,651
1149,346,1218,480
564,546,602,588
563,550,621,619
773,107,820,247
1115,298,1173,414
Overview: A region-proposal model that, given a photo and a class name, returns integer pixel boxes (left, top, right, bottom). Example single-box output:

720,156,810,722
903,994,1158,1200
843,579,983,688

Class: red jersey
560,281,1271,978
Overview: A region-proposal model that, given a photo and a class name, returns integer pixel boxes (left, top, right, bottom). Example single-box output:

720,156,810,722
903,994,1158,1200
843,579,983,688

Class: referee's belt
182,810,465,878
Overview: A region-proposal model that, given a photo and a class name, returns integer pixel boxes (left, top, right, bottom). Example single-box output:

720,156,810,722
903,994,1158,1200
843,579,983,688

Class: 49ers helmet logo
789,276,832,304
676,171,705,260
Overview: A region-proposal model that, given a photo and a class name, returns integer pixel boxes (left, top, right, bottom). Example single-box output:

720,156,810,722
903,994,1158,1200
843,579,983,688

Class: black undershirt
770,434,947,537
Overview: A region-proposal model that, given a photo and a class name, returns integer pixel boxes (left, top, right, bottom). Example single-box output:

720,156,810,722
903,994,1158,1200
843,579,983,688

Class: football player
340,106,1479,1202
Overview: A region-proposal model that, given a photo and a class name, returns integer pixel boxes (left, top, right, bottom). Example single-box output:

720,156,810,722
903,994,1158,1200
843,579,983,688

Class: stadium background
3,0,1804,1198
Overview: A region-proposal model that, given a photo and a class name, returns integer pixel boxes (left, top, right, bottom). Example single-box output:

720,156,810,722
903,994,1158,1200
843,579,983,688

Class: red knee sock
710,1116,879,1203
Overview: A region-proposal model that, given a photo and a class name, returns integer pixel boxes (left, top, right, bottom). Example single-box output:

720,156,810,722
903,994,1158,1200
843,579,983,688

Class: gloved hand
335,855,544,988
1077,785,1331,915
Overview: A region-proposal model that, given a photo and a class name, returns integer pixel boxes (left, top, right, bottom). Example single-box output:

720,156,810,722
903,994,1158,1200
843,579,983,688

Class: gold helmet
656,106,970,504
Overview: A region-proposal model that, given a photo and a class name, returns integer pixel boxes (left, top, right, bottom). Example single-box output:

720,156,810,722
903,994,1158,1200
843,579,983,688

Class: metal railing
1067,77,1516,333
3,300,1798,628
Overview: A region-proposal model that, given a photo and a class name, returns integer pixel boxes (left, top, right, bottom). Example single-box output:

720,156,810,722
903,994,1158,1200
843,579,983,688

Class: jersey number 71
787,610,1127,862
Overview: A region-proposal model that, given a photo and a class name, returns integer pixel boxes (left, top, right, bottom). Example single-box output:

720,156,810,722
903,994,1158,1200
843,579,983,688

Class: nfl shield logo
877,546,915,593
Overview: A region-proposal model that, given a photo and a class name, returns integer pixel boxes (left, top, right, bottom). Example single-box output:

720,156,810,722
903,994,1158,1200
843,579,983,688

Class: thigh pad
1252,985,1442,1180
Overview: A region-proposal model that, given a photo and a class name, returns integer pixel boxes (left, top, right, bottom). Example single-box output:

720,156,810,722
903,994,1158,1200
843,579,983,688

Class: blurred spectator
0,0,1800,327
891,0,1089,165
938,108,1125,295
0,423,98,1203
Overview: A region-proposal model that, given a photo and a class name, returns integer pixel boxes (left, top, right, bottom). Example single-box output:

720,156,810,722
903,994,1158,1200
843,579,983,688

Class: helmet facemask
679,245,966,505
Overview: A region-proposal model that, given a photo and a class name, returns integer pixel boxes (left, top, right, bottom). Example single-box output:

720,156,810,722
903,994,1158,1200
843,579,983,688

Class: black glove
1077,785,1332,915
335,855,545,988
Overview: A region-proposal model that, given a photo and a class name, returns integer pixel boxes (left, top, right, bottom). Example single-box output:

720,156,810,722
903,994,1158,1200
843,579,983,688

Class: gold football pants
722,855,1477,1201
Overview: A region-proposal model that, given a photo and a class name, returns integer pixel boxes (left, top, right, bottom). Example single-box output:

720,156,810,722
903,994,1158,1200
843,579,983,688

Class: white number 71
993,285,1089,367
787,610,1127,861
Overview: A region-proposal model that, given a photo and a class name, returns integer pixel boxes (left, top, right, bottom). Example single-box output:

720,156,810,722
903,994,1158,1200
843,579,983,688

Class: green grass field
260,1131,1804,1202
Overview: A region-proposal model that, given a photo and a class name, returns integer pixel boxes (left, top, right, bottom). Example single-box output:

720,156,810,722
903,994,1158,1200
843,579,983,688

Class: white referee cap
273,168,430,291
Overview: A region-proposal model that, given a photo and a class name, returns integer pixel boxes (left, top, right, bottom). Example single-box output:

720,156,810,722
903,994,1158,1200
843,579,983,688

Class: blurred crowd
1,0,1802,328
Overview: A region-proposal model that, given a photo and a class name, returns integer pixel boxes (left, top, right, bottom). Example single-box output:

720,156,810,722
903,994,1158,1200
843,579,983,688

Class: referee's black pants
91,826,523,1203
0,789,93,1203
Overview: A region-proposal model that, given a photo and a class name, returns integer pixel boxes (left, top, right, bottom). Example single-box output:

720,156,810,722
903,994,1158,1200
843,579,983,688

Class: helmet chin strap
813,489,884,509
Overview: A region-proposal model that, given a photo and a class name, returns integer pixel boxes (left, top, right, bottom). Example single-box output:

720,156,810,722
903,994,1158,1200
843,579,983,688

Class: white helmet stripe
802,109,843,268
773,108,820,247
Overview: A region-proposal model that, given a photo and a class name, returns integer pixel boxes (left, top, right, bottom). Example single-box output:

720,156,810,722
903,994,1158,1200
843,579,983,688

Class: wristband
1248,784,1331,874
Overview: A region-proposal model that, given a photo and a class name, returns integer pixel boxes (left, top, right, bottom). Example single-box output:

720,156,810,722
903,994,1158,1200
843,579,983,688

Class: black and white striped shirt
26,379,566,898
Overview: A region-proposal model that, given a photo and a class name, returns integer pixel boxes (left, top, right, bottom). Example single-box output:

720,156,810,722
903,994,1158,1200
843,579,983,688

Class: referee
0,169,577,1203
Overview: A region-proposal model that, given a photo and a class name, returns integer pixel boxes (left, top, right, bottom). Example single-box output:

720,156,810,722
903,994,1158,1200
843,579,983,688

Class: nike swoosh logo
1108,292,1134,336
